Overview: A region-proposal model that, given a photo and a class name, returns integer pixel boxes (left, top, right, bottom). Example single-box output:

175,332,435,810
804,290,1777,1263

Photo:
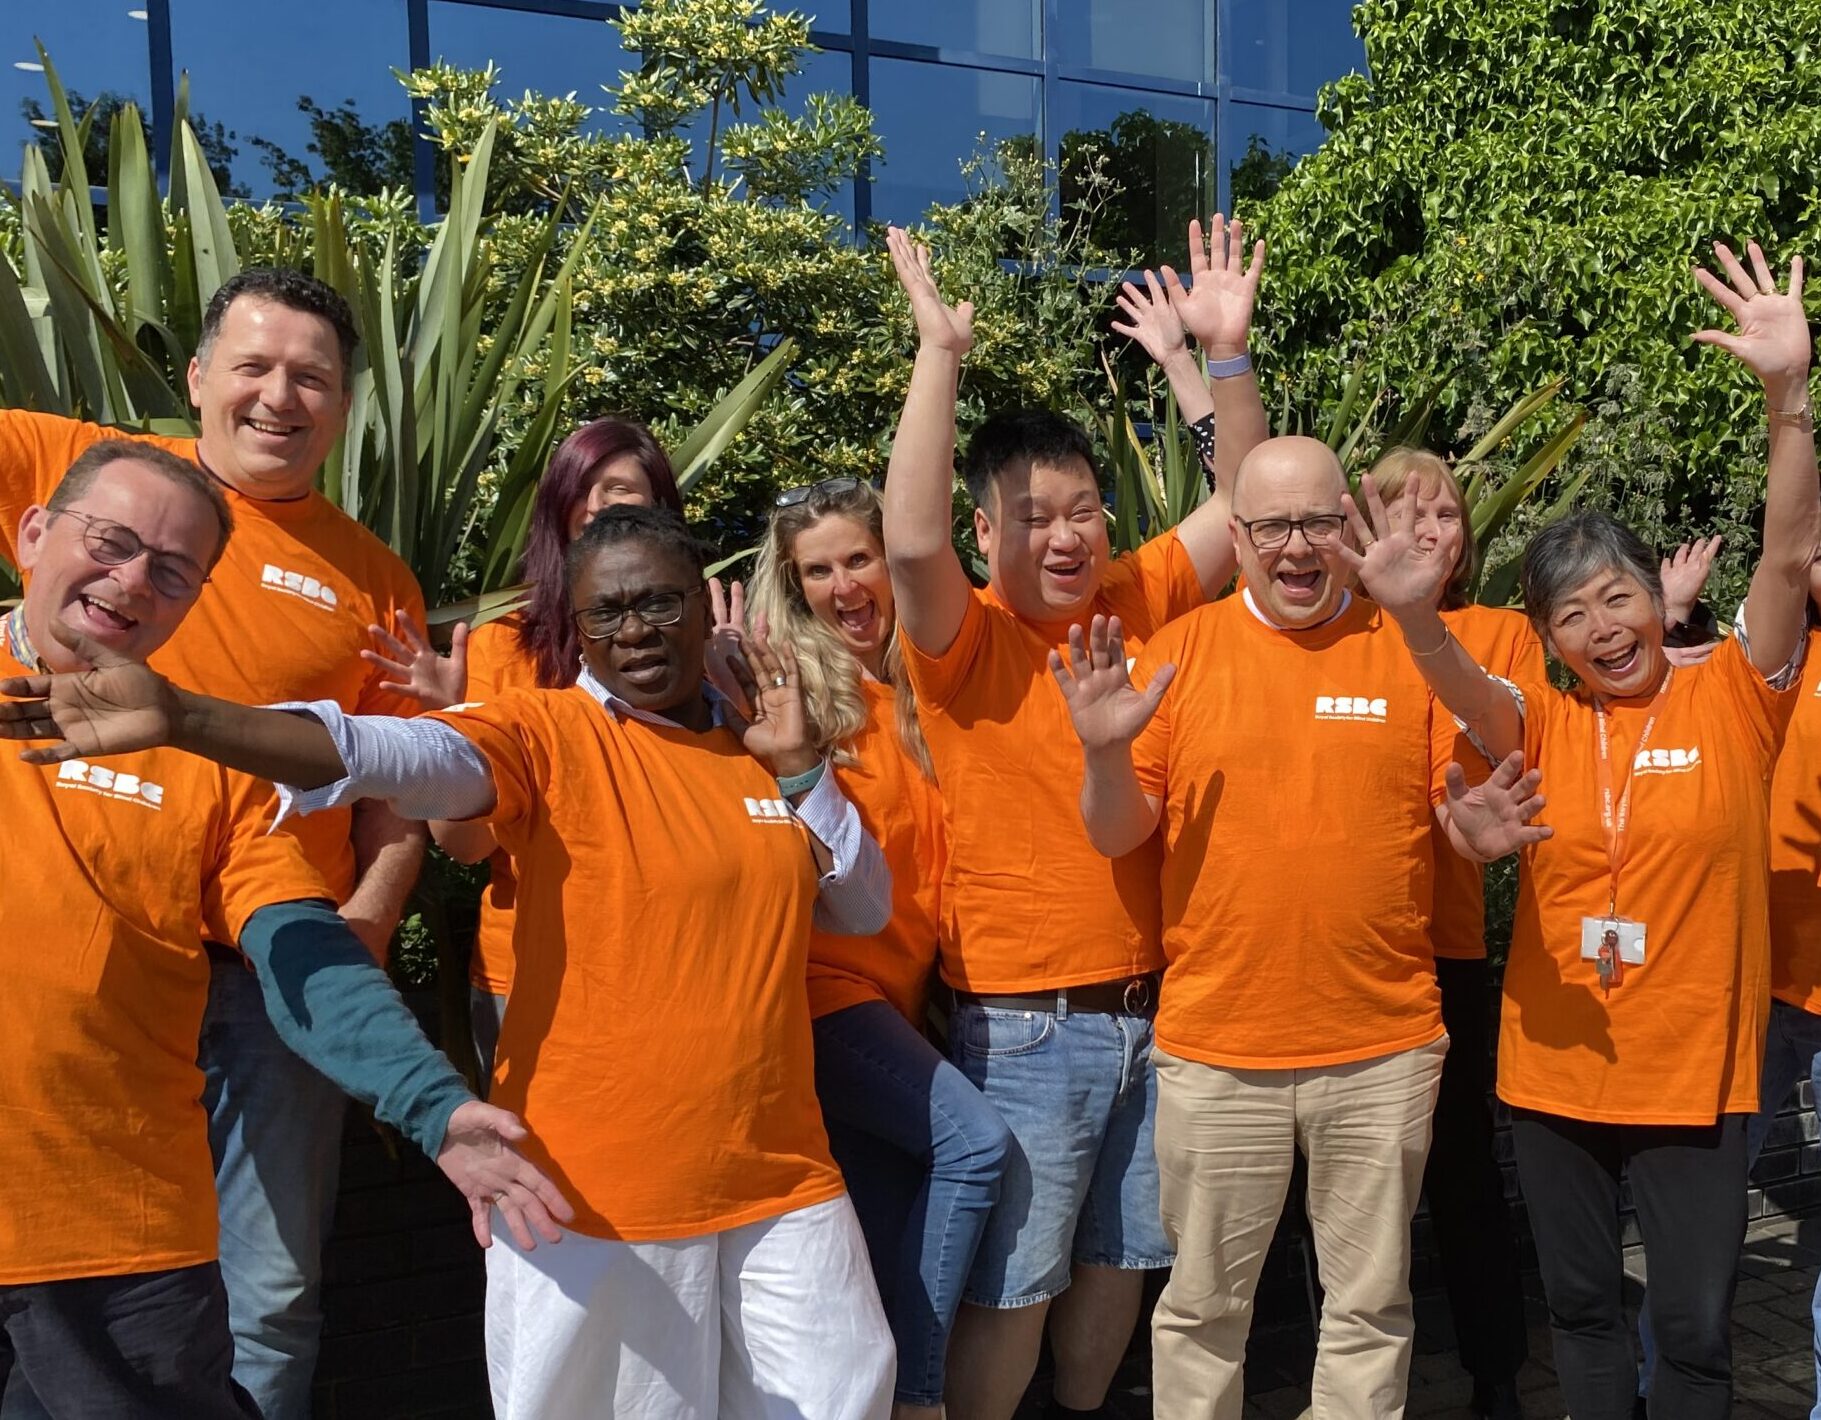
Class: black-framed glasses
775,476,865,508
52,508,209,599
572,586,703,641
1237,514,1347,551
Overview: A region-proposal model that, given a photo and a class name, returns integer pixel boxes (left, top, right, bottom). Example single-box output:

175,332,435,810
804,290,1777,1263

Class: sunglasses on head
774,477,867,508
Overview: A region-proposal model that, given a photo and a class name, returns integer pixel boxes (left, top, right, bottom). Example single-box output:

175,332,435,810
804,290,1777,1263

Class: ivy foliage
1248,0,1821,610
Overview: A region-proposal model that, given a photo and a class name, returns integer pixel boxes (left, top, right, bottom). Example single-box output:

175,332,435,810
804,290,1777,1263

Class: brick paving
1093,1214,1821,1419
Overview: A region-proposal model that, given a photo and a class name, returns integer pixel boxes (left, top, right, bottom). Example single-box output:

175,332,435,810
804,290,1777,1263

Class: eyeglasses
572,586,702,641
52,509,209,599
1237,514,1348,551
775,477,865,508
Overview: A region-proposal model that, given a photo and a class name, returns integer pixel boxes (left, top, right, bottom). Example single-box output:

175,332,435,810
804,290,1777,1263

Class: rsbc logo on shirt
744,796,796,825
261,564,339,611
1314,694,1389,723
1632,745,1701,776
55,758,165,809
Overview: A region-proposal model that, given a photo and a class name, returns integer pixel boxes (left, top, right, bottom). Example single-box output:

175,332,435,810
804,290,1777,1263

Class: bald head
1230,435,1347,512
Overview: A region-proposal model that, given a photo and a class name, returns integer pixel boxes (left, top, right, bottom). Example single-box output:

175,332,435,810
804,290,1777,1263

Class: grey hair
1519,511,1663,638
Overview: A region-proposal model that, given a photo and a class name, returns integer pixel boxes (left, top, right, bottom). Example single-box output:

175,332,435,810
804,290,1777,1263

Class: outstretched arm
1166,215,1269,492
882,227,977,657
1113,268,1235,596
1049,615,1173,858
1692,241,1817,677
1339,475,1524,762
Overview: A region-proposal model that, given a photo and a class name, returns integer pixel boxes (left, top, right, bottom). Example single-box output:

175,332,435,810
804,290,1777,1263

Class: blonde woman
729,476,1011,1420
1366,448,1540,1419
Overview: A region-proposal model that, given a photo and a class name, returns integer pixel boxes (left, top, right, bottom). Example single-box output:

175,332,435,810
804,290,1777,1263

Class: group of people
0,216,1816,1420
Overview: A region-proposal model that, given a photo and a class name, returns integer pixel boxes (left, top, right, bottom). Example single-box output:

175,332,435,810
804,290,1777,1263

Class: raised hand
727,616,817,776
1692,241,1811,399
1162,215,1265,358
361,610,468,711
0,620,181,763
704,576,751,718
1048,615,1177,751
1112,270,1192,371
1338,473,1453,617
1659,535,1723,626
886,225,974,357
436,1099,574,1250
1441,752,1553,861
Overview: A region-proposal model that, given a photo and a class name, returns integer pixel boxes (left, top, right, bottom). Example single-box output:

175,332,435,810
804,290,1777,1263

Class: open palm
1163,214,1265,356
1442,753,1552,860
0,639,181,765
1049,615,1175,751
1693,241,1809,390
1338,474,1451,616
887,225,973,356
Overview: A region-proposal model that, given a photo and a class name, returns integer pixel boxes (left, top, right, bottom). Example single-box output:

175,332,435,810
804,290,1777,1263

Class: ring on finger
771,674,787,687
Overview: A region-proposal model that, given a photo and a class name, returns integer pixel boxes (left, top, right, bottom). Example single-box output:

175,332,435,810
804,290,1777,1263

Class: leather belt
956,972,1160,1017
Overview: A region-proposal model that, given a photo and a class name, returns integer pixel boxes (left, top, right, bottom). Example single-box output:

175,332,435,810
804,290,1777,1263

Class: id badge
1580,915,1647,968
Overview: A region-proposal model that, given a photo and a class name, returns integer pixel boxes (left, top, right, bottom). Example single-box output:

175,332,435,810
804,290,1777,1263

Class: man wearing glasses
0,270,425,1420
1052,434,1459,1420
0,441,566,1417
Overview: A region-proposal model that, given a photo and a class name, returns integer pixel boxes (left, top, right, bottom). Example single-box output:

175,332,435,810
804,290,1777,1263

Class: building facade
9,1,1363,264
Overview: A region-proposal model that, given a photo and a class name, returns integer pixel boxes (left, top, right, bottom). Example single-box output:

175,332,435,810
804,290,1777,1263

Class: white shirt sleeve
790,766,893,936
266,700,496,824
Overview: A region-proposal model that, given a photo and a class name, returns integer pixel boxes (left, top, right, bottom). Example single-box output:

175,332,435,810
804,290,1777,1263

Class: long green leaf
1322,361,1368,450
1471,411,1588,544
0,252,61,411
106,102,169,343
35,45,98,254
1459,379,1564,468
672,338,799,494
174,120,240,309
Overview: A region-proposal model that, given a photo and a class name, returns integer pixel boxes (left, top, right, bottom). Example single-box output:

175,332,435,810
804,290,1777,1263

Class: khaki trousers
1151,1037,1447,1420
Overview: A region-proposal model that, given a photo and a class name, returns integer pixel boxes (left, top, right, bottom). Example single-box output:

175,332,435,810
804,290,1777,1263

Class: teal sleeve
238,901,475,1159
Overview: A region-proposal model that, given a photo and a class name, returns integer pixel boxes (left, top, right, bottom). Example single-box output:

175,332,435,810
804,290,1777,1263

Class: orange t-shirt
0,411,425,906
1130,594,1452,1068
0,648,332,1283
807,678,946,1025
1769,627,1821,1014
427,687,844,1240
1501,636,1795,1125
462,615,543,996
1429,604,1550,961
901,531,1204,992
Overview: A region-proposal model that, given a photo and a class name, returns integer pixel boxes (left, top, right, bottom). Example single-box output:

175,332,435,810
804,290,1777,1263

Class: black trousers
1423,956,1529,1383
1511,1108,1747,1420
0,1263,257,1420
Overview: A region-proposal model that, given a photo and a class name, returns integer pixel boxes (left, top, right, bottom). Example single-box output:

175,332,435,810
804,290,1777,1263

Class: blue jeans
199,946,349,1420
1638,998,1821,1416
947,997,1174,1307
813,1000,1012,1409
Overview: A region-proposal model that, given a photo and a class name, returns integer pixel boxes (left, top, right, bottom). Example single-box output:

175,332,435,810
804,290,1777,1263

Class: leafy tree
1228,134,1299,208
251,96,416,199
1246,0,1821,608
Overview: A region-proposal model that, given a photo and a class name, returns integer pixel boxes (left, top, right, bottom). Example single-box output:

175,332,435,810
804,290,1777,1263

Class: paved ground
1081,1214,1821,1418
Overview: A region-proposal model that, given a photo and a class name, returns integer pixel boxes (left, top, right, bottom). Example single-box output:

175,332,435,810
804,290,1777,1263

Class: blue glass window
1224,102,1325,208
1053,81,1214,269
1221,0,1366,101
869,0,1040,62
865,58,1039,225
2,3,153,184
167,0,412,200
1052,0,1214,87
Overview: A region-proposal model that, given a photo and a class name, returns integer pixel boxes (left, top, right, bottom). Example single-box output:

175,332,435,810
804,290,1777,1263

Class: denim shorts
947,997,1174,1306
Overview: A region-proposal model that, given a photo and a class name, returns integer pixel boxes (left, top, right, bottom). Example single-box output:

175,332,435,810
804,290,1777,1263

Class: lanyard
2,606,41,670
1592,669,1674,915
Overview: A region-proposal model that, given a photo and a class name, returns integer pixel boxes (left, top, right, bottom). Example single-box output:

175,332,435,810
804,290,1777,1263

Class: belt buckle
1122,976,1152,1014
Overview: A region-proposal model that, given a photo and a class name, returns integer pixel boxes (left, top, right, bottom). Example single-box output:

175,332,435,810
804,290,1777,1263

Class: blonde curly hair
749,481,934,779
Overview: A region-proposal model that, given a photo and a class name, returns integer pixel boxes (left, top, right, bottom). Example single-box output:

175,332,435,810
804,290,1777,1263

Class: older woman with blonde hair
730,475,1011,1420
1363,446,1540,1418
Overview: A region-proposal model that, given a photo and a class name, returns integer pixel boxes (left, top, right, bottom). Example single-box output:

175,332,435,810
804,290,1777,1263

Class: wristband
776,760,827,797
1205,351,1252,380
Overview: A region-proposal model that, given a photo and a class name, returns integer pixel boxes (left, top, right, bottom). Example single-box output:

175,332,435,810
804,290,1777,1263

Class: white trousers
485,1193,895,1420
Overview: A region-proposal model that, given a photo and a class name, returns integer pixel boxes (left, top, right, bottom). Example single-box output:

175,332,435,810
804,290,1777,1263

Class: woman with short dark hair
1349,241,1817,1420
